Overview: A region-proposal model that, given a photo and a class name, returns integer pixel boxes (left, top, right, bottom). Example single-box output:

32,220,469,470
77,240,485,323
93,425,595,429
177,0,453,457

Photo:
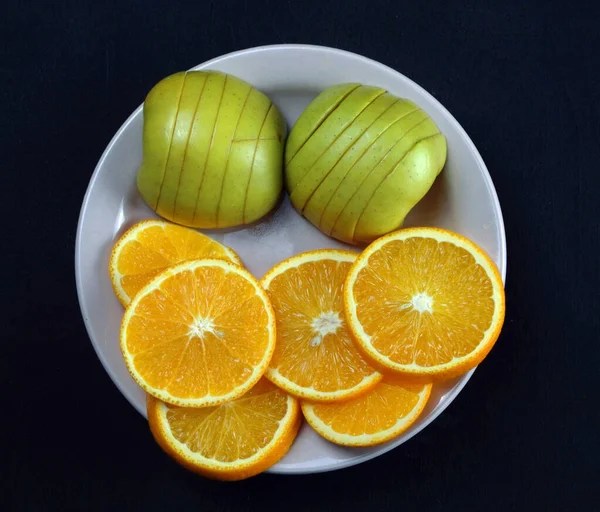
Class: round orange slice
344,227,505,381
302,375,431,446
120,259,275,407
109,219,242,306
147,379,301,480
260,250,382,402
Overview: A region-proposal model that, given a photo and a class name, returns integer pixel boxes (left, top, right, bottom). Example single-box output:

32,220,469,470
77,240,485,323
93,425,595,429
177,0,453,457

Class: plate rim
75,43,507,475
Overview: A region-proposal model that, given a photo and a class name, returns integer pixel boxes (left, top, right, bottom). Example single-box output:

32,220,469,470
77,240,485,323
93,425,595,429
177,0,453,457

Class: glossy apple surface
285,84,446,244
137,71,286,228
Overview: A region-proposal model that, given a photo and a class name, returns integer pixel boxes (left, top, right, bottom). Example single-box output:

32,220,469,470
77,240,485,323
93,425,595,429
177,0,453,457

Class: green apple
303,98,420,235
137,71,286,228
330,115,440,242
351,134,447,243
289,91,396,212
285,84,446,244
285,83,360,166
285,85,386,193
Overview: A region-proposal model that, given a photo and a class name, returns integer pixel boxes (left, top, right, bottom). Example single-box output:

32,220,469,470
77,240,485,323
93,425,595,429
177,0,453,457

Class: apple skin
137,71,286,229
285,84,447,244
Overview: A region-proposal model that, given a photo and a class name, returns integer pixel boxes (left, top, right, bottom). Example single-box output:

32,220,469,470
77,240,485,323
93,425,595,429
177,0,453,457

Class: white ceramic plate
76,44,506,475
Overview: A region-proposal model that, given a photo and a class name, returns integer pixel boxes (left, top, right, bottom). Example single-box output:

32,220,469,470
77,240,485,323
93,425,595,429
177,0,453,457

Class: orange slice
109,219,242,306
147,379,301,480
120,259,275,407
344,227,505,381
260,250,382,402
302,375,431,446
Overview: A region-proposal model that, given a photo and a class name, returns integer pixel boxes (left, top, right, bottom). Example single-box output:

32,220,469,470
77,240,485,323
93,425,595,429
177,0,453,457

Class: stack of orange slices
109,219,505,480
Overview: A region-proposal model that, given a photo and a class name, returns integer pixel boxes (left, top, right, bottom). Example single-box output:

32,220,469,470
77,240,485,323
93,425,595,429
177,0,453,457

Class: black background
3,0,599,510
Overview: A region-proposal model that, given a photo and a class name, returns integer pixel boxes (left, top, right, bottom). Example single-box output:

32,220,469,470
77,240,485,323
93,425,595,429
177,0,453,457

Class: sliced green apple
303,98,419,232
290,92,398,214
171,72,227,225
285,85,386,193
191,75,254,228
137,71,186,211
138,70,285,228
322,110,434,238
353,134,447,243
155,72,207,220
285,83,360,165
331,116,441,243
213,88,273,227
244,138,285,224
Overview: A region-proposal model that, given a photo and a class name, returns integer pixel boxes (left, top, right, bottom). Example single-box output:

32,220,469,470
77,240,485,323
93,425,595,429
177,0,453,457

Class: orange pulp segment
344,227,505,381
261,250,381,402
147,378,301,480
109,219,242,306
120,259,275,407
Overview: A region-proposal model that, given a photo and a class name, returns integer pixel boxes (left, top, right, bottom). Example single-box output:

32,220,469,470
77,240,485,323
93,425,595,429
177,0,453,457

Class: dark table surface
3,0,599,510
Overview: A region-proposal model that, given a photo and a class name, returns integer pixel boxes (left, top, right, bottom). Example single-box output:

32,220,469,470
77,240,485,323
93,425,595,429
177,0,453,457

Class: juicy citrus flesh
345,227,505,381
302,375,431,446
109,219,241,306
148,378,301,480
120,259,275,407
261,250,381,402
